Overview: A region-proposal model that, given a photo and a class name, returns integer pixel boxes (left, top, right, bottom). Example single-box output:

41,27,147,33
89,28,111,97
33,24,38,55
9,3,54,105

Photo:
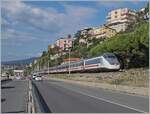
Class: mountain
1,57,38,65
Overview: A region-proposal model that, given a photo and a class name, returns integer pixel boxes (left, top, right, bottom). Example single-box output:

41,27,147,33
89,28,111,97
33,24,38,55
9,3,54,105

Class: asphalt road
1,80,28,113
33,80,149,113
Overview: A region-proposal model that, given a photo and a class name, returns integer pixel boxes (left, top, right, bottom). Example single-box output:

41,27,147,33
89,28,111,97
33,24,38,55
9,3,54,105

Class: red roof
63,58,80,62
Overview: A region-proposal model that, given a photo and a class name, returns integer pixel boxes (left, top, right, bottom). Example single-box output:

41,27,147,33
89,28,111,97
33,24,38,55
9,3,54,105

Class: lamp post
48,59,49,75
68,48,71,76
48,54,50,76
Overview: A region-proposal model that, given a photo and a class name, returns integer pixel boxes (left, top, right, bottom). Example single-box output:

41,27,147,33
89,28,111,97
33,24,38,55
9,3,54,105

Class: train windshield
104,54,119,65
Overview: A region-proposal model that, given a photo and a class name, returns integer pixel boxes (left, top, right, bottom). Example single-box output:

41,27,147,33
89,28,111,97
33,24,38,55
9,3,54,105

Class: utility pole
38,61,40,72
48,60,49,75
68,48,71,76
48,55,50,76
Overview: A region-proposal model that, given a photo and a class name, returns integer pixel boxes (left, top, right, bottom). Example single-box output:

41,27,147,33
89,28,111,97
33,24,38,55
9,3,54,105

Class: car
16,76,21,80
32,74,37,79
35,76,42,81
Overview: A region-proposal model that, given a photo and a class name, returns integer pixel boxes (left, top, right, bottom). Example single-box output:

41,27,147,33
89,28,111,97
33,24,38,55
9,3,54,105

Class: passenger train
39,53,120,74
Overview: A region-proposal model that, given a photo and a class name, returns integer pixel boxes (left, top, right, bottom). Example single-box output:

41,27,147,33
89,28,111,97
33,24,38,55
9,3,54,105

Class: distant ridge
1,57,38,65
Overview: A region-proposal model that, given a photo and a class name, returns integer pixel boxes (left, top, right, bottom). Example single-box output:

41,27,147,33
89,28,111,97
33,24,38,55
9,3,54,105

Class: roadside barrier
32,81,51,113
27,80,35,113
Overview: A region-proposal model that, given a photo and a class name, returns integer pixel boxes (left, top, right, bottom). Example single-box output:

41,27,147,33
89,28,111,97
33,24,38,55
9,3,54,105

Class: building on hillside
106,8,137,32
50,54,60,60
34,59,37,64
62,58,81,64
13,70,24,78
79,39,87,44
48,44,55,51
75,27,93,44
55,35,73,51
88,25,117,39
138,7,149,21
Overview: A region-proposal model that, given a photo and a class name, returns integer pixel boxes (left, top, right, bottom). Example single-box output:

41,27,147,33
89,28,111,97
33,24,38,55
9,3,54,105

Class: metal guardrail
32,81,51,113
27,80,35,113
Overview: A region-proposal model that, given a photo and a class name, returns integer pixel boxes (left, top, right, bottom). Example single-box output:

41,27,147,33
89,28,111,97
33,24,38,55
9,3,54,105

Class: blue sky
1,0,148,61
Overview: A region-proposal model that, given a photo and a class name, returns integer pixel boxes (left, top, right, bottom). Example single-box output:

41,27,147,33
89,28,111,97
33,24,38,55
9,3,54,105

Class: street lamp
68,48,71,76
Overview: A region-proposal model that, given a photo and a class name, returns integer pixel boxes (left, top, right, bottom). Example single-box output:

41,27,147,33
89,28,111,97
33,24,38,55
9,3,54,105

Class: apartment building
138,7,149,21
89,25,117,39
55,37,73,51
75,28,92,44
106,8,137,32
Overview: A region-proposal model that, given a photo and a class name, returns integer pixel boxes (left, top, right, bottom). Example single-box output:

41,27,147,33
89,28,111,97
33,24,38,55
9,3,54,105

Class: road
1,80,28,113
33,80,149,113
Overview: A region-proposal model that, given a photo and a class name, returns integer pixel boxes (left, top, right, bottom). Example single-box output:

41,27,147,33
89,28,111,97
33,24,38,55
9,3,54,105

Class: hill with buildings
90,21,148,68
28,4,149,73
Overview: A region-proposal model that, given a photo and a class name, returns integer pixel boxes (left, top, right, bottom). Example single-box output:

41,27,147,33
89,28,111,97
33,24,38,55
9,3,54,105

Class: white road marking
49,81,146,113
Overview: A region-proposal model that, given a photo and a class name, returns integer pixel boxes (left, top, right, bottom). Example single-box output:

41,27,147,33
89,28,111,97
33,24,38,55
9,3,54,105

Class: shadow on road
4,111,25,113
1,86,15,89
1,98,6,102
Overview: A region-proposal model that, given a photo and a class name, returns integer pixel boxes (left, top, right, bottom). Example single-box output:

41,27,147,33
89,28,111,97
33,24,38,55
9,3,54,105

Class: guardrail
27,80,35,113
32,81,51,113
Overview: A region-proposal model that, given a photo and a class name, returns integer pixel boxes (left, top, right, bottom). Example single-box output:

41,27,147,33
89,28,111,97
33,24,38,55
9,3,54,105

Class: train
38,53,120,74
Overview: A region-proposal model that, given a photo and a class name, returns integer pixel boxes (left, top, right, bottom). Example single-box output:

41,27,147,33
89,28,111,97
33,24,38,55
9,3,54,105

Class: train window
107,55,115,58
85,58,100,65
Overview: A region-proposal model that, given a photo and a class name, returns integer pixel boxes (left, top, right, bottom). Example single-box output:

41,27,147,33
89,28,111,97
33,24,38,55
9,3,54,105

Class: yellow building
89,25,117,39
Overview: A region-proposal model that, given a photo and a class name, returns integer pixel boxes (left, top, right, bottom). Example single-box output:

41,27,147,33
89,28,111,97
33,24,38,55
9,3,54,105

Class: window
104,54,116,59
85,58,101,65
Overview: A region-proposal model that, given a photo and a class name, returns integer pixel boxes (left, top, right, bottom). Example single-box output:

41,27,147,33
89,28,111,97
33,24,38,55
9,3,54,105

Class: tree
42,51,47,57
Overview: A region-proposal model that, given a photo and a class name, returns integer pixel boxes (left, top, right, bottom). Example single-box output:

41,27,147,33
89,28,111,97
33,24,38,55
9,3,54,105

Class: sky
1,0,148,62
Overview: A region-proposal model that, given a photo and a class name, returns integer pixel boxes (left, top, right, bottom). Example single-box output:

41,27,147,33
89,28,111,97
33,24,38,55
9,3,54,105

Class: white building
106,8,137,32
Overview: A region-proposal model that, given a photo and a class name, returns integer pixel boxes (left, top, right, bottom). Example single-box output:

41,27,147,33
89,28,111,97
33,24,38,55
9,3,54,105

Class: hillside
90,22,149,68
30,3,149,71
31,21,149,71
2,57,38,65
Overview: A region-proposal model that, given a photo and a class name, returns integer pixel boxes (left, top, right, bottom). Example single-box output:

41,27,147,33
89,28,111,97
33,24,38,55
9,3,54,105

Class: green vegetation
90,22,149,68
32,21,148,70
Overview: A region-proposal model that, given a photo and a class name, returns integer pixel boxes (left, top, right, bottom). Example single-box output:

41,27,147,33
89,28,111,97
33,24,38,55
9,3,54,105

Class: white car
35,76,42,81
16,76,21,80
32,74,37,79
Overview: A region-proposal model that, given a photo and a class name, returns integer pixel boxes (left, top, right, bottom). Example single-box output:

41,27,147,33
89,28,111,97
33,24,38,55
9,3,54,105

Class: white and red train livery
39,53,120,74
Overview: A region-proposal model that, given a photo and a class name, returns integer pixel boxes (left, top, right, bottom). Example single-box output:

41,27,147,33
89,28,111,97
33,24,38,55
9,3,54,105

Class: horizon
1,56,38,63
1,1,148,61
